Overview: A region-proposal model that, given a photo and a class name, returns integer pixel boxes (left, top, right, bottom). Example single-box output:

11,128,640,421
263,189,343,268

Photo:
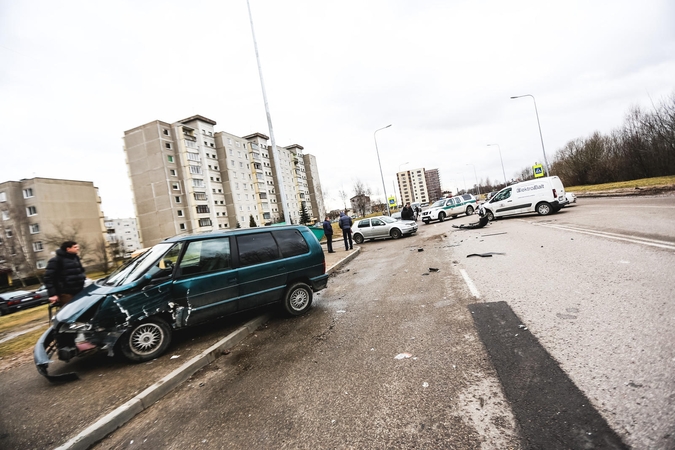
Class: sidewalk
56,245,360,450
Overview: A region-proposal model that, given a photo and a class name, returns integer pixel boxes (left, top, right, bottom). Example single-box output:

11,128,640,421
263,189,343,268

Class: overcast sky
1,0,674,216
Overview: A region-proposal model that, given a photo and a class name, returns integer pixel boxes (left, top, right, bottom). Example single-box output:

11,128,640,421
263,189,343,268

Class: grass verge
0,327,48,358
567,175,675,192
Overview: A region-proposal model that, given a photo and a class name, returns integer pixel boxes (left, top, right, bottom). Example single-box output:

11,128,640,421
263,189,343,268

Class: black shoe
328,251,336,253
350,247,353,250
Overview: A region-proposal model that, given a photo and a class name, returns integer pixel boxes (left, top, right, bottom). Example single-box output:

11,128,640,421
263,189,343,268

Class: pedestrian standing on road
323,216,335,253
415,205,421,221
401,203,413,221
338,211,353,251
44,241,86,307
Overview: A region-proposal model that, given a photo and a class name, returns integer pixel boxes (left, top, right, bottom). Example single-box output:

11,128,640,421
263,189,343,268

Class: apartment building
397,168,430,205
0,178,107,279
104,217,142,257
424,169,442,202
303,153,325,220
124,115,323,247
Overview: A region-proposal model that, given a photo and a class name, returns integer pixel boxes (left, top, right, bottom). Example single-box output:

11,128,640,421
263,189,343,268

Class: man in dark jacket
338,212,353,251
322,216,335,253
44,241,86,307
401,203,413,220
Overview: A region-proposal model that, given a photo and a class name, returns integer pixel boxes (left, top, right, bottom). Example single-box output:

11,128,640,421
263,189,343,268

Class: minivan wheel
283,282,313,316
438,212,445,222
120,318,172,362
390,228,402,239
486,210,495,221
536,202,552,216
353,234,364,244
466,205,474,215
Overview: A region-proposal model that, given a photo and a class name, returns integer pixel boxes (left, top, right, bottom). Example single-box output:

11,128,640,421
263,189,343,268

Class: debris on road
395,353,412,360
467,252,506,258
429,267,439,272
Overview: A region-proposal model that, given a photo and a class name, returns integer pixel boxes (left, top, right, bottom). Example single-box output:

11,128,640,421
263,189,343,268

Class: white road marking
534,223,675,250
460,269,481,299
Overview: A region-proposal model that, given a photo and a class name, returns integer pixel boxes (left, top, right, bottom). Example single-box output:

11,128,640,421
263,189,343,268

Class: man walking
44,241,86,307
322,216,335,253
338,211,353,251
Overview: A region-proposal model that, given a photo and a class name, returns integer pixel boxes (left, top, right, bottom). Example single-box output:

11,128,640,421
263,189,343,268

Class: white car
565,192,577,205
421,194,477,224
352,216,418,244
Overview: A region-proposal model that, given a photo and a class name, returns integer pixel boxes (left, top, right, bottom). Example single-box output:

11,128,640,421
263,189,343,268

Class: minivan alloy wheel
120,318,172,362
284,282,313,316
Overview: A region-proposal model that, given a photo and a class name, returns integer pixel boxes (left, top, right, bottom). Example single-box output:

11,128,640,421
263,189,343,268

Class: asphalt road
2,194,674,449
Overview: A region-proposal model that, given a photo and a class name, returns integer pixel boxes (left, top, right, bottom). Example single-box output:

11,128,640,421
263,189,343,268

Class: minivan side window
272,229,310,258
237,232,280,266
179,238,231,276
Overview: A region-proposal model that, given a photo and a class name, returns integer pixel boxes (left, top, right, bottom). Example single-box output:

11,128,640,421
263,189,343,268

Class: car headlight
67,322,92,332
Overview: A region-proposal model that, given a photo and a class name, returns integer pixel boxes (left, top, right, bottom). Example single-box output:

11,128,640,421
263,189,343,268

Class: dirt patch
0,347,34,374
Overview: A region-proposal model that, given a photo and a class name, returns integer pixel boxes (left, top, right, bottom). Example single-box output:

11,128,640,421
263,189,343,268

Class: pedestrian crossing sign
533,164,544,178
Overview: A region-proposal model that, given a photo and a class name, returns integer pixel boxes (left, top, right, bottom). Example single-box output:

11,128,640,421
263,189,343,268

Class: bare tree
43,221,91,264
338,188,349,212
352,180,372,217
0,203,39,285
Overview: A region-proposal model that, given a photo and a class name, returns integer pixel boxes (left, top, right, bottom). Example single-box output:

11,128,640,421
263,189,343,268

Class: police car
421,194,477,224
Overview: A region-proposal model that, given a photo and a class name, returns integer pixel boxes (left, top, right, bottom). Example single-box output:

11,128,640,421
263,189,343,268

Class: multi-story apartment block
424,169,442,202
124,115,324,248
104,217,142,257
397,168,430,205
303,153,325,220
0,178,107,280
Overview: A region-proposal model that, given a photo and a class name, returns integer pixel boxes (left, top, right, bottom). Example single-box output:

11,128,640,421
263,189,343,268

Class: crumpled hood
54,282,131,323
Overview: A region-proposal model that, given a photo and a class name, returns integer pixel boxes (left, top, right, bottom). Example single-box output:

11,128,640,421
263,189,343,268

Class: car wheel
354,234,364,244
466,205,474,215
438,212,445,222
536,202,552,216
390,228,402,239
486,210,495,221
422,219,430,224
283,282,313,316
120,318,172,362
0,306,7,316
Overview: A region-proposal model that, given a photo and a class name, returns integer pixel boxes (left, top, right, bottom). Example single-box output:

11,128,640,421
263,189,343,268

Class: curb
56,314,271,450
57,249,361,449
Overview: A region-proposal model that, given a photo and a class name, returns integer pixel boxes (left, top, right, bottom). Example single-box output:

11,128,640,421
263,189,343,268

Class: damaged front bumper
33,324,124,383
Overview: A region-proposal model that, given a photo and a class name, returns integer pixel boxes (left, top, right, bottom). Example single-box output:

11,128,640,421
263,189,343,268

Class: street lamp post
466,164,480,195
487,144,507,186
510,94,550,177
374,124,392,216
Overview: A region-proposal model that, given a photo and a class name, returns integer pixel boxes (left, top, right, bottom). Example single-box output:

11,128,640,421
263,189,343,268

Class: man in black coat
401,203,413,220
338,212,353,251
44,241,86,307
322,216,335,253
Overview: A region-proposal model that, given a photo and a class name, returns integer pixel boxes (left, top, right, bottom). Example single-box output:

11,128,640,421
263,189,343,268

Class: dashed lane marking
534,223,675,250
459,269,481,299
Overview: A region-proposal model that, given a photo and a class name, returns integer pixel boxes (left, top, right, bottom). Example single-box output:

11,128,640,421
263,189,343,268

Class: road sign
533,164,545,178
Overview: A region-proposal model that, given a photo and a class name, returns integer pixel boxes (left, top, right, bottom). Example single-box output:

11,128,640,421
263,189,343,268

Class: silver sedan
352,216,418,244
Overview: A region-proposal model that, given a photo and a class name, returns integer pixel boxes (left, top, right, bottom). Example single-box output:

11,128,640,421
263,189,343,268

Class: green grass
566,176,675,192
0,305,51,359
0,304,50,334
0,327,48,358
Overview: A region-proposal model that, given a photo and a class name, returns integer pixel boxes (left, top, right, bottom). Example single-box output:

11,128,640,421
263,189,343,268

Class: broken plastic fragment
170,355,180,359
395,352,412,360
422,382,429,388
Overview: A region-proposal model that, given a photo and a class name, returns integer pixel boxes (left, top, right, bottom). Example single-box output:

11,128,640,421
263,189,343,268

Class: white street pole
374,124,392,216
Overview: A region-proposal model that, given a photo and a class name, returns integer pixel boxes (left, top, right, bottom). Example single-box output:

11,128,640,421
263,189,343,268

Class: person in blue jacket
338,212,353,251
322,216,335,253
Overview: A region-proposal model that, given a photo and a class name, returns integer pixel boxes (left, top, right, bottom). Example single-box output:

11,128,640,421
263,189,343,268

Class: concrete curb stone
56,250,359,449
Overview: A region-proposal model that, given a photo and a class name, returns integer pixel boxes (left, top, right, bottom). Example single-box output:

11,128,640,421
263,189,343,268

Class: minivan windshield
104,242,178,287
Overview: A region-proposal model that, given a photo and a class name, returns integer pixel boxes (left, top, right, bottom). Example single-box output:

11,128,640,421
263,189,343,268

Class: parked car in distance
352,216,418,244
565,192,577,205
421,194,477,224
482,176,567,221
34,225,329,381
391,211,402,220
0,290,33,316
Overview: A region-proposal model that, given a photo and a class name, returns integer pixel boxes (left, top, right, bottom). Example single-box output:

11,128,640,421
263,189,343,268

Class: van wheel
283,282,313,316
390,228,402,239
486,210,495,221
438,212,445,222
120,318,172,362
466,205,474,215
353,234,364,244
536,202,552,216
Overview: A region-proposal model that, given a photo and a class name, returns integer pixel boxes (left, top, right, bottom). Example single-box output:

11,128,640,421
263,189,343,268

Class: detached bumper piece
33,326,79,383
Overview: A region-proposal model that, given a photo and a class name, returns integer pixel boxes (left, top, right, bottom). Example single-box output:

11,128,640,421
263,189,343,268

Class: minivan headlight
67,322,92,332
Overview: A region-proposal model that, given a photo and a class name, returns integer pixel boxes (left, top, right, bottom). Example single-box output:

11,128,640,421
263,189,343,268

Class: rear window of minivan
237,232,280,266
273,229,309,258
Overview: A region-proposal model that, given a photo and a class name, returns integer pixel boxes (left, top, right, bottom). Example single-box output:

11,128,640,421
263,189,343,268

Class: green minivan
34,225,328,381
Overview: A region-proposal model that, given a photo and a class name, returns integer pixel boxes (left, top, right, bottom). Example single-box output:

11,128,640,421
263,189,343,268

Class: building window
36,260,47,269
179,223,186,230
175,196,181,203
32,241,43,252
5,228,12,237
168,155,174,163
23,188,34,198
177,210,184,217
29,223,40,234
165,143,171,149
187,152,200,162
163,129,169,136
170,169,177,176
192,179,205,188
0,192,5,202
189,165,202,175
27,206,37,216
1,211,8,221
196,205,209,214
198,218,212,227
194,192,207,201
172,183,180,191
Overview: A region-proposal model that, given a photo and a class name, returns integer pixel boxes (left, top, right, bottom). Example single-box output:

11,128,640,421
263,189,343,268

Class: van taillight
552,188,557,198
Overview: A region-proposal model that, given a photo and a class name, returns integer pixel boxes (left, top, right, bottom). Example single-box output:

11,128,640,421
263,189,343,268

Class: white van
482,176,567,221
